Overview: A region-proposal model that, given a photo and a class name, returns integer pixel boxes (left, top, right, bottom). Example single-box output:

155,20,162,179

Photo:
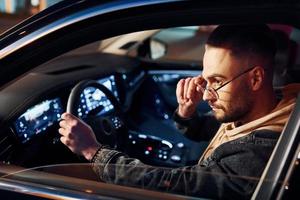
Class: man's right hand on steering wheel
59,112,101,161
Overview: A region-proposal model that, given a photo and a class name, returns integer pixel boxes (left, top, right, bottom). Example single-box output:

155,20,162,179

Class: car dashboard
0,53,208,169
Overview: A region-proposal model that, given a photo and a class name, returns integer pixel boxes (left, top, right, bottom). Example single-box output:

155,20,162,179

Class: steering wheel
67,80,126,148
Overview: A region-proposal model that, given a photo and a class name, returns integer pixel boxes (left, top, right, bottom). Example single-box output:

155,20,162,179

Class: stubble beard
213,86,253,123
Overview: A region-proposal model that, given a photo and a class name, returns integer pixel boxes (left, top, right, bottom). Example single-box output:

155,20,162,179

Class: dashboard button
171,155,181,162
177,142,184,148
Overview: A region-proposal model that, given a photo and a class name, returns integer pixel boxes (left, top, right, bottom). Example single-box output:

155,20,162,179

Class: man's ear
250,66,264,91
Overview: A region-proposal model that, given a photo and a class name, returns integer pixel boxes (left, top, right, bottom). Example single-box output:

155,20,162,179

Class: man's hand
59,112,100,161
176,76,205,118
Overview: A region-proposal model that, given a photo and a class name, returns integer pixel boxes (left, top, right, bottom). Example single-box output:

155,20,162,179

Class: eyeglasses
200,67,255,99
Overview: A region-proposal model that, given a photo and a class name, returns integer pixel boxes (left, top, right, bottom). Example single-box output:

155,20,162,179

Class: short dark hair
206,24,276,67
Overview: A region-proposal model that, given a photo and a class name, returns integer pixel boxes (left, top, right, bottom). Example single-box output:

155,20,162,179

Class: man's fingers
61,112,71,120
176,75,205,107
61,112,79,121
60,135,73,145
193,76,206,94
60,136,68,145
194,76,205,87
176,79,184,97
59,120,70,129
58,127,74,138
61,113,82,127
176,79,185,102
183,78,191,100
187,77,198,99
58,127,65,136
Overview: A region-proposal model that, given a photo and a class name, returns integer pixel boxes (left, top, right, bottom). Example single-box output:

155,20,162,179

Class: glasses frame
202,66,256,99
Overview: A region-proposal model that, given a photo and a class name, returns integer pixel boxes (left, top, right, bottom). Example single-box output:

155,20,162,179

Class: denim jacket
91,85,298,199
92,126,279,199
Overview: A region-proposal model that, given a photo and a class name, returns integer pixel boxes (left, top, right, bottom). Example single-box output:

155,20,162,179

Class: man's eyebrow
206,73,227,79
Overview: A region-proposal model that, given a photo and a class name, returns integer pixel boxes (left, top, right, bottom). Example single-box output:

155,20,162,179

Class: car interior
0,24,299,183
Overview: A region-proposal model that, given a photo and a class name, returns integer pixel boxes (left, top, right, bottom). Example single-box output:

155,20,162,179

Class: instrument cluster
13,75,119,143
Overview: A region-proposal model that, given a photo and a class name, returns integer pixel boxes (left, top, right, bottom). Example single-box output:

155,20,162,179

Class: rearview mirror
149,39,167,60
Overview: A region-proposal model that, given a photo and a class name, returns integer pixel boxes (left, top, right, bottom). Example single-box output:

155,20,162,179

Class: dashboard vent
46,65,95,75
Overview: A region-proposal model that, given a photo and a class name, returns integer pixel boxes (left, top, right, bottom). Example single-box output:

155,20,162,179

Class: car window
0,0,63,34
1,163,262,199
60,26,215,64
149,26,216,62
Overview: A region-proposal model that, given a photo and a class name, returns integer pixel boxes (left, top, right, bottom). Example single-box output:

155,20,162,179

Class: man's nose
202,89,215,102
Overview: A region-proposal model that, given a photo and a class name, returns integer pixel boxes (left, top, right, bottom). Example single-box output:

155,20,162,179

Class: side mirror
149,39,167,60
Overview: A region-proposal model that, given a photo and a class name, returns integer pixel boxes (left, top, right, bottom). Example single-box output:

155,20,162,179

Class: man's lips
211,106,219,110
208,102,222,110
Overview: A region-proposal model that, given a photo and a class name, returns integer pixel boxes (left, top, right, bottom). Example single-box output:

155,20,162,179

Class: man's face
202,46,254,123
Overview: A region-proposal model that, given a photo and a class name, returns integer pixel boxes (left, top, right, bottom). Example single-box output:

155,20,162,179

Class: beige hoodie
199,83,300,162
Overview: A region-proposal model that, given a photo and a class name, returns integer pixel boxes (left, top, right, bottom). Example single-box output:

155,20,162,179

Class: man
59,24,299,199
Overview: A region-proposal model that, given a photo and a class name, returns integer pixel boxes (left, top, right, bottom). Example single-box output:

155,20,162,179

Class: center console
125,130,187,167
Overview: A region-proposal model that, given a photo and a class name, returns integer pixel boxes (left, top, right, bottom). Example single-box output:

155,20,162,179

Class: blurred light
177,142,184,148
85,189,93,193
162,140,173,148
171,155,181,162
31,0,39,6
284,185,289,190
18,31,26,36
138,134,147,139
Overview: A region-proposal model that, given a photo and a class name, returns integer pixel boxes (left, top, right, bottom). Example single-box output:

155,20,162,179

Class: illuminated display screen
14,98,63,143
77,75,118,118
